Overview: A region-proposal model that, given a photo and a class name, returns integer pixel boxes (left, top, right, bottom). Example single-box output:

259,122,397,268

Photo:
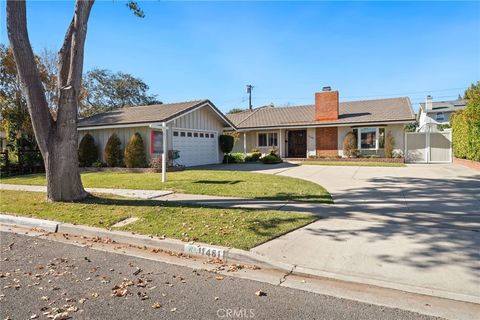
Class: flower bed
303,157,404,163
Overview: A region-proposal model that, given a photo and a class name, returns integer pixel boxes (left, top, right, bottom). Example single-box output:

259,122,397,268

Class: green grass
300,161,405,167
1,170,332,203
0,190,316,250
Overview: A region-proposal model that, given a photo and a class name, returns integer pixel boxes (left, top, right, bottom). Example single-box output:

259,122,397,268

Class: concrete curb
292,265,480,305
0,214,59,233
0,214,294,274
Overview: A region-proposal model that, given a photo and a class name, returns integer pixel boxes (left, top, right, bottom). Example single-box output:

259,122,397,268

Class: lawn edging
302,157,404,163
0,213,294,272
453,157,480,171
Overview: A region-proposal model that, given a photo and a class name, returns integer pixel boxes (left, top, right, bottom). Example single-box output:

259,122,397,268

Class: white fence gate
405,131,452,163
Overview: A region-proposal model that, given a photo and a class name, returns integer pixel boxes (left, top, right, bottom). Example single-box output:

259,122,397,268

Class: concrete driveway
201,163,480,303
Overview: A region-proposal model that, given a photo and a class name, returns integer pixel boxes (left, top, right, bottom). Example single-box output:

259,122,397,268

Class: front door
288,130,307,158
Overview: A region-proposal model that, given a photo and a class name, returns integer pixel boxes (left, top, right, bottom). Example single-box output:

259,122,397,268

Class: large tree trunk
6,0,94,201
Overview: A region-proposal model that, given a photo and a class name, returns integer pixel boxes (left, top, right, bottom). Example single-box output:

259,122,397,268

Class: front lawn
1,170,332,203
300,161,405,167
0,190,316,250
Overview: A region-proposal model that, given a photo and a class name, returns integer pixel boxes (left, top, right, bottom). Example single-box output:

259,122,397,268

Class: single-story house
77,100,236,167
417,95,466,132
227,87,416,158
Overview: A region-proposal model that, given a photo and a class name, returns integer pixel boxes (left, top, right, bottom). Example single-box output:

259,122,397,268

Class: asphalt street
0,231,441,320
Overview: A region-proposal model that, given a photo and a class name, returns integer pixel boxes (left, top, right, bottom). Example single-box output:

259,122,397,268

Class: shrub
392,150,404,158
260,154,282,164
91,161,105,168
219,135,234,155
149,156,162,169
437,123,451,131
223,152,244,163
342,132,358,158
124,132,147,168
78,133,98,167
384,131,395,158
245,151,261,162
269,147,279,156
452,100,480,161
104,133,122,167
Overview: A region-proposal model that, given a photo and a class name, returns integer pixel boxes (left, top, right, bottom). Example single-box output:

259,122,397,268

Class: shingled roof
227,97,415,129
78,100,220,128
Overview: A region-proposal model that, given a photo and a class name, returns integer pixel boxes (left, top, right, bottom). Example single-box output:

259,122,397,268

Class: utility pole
246,85,254,111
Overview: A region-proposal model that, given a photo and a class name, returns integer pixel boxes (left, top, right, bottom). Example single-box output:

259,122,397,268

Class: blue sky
1,1,479,112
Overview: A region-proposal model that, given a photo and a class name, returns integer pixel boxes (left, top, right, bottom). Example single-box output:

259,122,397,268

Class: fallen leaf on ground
151,302,161,309
52,312,69,320
215,276,224,280
255,290,266,297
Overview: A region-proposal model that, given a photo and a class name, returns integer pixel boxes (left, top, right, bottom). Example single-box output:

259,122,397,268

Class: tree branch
57,18,74,89
6,0,53,153
57,0,94,129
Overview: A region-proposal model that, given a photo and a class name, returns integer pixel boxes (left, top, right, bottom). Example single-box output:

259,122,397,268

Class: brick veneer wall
316,127,338,156
304,157,405,163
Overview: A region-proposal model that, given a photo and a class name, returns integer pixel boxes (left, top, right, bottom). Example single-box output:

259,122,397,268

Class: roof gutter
226,119,415,132
78,122,162,131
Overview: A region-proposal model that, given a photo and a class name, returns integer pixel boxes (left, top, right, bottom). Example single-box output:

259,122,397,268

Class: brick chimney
315,87,339,121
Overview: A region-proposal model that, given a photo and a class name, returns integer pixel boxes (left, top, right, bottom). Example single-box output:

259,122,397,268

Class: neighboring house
417,95,467,132
227,87,415,158
77,100,236,167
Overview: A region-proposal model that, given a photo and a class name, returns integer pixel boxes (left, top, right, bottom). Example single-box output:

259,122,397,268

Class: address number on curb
184,244,225,260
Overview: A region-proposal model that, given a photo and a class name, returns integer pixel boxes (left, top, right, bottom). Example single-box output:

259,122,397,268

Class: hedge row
78,132,147,168
451,99,480,161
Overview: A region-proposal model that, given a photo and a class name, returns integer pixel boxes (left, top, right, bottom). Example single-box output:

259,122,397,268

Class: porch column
162,122,168,183
243,132,247,155
279,129,283,158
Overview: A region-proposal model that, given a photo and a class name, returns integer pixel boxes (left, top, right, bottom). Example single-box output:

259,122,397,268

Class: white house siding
337,124,405,157
78,126,151,162
306,128,316,158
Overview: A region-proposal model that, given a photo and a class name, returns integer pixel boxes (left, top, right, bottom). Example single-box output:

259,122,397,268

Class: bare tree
6,0,94,201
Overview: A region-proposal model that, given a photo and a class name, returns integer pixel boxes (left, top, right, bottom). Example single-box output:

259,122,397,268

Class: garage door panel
173,131,218,167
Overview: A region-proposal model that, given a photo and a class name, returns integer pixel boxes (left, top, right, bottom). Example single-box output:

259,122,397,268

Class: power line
250,87,467,102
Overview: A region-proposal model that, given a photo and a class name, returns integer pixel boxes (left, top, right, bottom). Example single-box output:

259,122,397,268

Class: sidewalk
0,183,328,214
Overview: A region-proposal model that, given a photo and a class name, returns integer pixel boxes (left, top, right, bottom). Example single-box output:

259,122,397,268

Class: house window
258,132,278,147
200,133,204,138
151,131,163,153
378,128,385,148
436,112,445,121
187,132,192,137
353,127,385,150
173,131,179,137
180,132,186,137
360,128,377,149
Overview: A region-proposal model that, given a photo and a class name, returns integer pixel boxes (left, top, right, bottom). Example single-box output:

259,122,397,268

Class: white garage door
172,130,218,166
